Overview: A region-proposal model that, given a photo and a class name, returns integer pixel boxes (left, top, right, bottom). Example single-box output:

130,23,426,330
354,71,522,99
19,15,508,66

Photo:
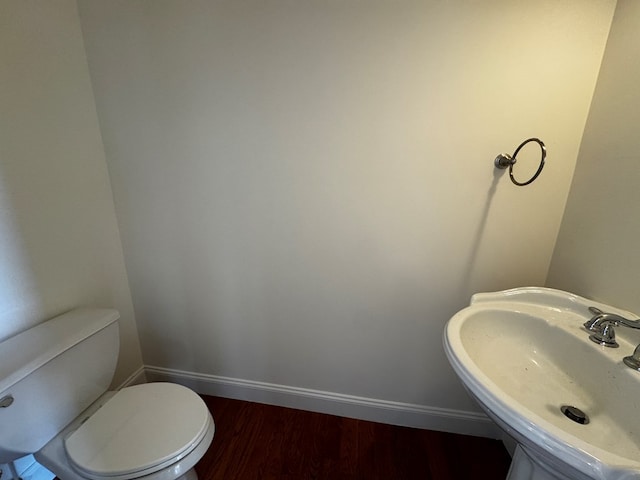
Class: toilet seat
64,383,211,480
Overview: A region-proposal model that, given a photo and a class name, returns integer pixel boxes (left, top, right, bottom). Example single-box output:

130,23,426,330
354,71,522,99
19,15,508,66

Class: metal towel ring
494,138,546,186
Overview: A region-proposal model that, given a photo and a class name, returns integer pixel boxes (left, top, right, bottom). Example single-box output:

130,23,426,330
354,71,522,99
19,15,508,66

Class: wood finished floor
195,395,511,480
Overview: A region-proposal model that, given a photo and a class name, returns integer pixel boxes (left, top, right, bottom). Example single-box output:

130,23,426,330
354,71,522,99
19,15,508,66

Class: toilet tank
0,308,120,463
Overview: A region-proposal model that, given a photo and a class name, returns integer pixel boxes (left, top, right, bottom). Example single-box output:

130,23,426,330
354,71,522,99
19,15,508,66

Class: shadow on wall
460,167,504,298
0,170,44,341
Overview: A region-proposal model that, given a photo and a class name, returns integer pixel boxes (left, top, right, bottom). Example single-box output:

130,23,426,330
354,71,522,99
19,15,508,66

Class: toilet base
178,469,198,480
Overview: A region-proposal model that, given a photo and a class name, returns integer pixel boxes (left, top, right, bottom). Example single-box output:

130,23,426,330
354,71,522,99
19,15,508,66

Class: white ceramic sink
444,287,640,480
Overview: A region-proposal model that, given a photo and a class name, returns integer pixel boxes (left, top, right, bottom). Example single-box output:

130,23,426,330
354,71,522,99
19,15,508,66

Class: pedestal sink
443,287,640,480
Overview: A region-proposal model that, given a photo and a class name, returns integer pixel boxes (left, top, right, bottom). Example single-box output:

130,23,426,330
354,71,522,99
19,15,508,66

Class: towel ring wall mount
494,138,547,186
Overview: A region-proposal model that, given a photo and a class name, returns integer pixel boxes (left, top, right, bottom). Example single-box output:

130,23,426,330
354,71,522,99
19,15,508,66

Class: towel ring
494,138,546,186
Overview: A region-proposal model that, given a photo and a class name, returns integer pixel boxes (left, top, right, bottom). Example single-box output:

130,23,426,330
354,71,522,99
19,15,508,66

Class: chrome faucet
583,307,640,370
583,307,640,348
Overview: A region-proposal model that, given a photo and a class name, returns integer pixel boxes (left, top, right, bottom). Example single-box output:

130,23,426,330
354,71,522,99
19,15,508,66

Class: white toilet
0,308,215,480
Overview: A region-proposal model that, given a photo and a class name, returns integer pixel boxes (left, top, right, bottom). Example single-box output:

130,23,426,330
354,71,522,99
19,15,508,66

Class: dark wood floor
195,396,512,480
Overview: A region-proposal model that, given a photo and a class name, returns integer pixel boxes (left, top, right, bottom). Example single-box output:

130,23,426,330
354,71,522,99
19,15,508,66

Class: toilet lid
65,383,210,479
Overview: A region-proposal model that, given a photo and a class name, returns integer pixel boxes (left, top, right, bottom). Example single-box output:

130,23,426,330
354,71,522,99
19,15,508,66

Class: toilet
0,308,215,480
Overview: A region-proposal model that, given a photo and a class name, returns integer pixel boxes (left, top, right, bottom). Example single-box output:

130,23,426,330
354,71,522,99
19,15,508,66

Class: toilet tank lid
0,308,119,394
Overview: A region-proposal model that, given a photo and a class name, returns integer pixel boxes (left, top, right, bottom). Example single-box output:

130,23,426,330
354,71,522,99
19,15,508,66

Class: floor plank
196,395,511,480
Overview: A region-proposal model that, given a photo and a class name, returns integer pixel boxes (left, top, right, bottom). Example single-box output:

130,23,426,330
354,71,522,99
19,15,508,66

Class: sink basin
444,287,640,480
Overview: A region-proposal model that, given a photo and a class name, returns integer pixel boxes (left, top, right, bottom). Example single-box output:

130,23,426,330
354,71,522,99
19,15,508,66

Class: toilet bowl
36,383,215,480
0,308,215,480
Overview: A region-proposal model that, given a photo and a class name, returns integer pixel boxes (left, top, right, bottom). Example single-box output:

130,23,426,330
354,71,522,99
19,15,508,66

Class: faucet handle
584,307,604,330
624,344,640,370
589,321,619,348
584,307,619,331
588,306,603,315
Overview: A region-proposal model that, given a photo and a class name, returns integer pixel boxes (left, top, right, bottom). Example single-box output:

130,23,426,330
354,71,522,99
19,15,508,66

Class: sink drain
561,405,589,425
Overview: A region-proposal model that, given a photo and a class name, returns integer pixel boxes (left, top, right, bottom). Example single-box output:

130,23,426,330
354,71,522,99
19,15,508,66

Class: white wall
548,0,640,317
0,0,143,387
78,0,614,414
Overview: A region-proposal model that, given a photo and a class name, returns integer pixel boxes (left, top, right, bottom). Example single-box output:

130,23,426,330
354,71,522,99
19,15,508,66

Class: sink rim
444,287,640,479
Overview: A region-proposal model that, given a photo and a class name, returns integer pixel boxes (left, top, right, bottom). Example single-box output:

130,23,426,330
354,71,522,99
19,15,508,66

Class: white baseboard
116,365,147,389
145,366,500,439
